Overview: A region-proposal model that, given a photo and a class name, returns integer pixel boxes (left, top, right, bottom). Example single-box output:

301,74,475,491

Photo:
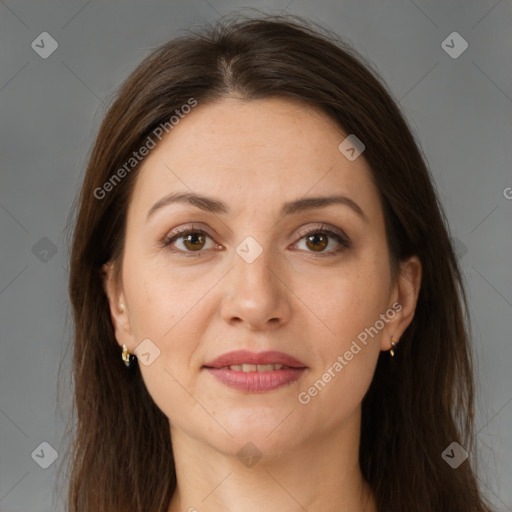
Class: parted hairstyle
61,13,495,512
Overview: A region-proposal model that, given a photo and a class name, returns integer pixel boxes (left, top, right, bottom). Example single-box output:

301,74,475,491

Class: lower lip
204,367,306,392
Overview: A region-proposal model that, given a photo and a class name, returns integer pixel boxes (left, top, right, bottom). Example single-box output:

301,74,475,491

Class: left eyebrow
280,195,368,222
146,192,368,223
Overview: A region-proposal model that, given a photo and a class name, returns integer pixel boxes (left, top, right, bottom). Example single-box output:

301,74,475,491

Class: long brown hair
61,13,495,512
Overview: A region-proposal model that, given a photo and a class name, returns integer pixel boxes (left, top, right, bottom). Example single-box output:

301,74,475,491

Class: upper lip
204,350,307,369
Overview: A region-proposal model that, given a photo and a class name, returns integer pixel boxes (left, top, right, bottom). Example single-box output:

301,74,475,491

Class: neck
167,409,377,512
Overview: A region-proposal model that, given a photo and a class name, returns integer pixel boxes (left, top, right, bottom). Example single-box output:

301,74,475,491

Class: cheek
299,258,387,414
318,256,390,341
122,258,207,393
124,254,203,338
299,322,380,431
123,263,206,422
315,351,377,430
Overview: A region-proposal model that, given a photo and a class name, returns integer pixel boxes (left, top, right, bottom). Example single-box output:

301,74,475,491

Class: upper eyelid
295,223,348,240
163,223,349,248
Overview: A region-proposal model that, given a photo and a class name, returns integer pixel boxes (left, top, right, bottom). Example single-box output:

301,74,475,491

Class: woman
64,14,495,512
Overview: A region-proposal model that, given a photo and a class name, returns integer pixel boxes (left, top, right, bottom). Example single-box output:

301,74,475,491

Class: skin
103,96,422,512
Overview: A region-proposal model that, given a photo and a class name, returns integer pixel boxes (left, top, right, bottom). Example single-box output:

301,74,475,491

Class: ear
101,261,135,350
380,255,422,351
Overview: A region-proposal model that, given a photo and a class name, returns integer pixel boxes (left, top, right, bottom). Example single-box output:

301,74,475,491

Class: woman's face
104,96,420,458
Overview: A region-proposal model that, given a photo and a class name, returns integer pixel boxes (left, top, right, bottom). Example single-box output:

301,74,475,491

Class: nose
219,241,292,332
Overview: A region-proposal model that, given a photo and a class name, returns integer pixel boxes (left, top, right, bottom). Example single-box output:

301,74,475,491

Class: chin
202,404,308,455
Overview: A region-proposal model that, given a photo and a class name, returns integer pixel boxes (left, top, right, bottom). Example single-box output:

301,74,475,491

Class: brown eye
305,233,329,252
163,227,215,254
182,232,206,251
163,224,349,258
294,225,350,257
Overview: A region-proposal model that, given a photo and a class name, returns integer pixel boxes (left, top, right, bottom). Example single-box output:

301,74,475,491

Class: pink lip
203,350,307,393
205,368,306,392
204,350,306,369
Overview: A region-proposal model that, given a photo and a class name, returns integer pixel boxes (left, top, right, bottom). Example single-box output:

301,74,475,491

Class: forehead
128,96,382,223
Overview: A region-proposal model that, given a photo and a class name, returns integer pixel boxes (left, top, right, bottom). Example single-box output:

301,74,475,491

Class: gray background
1,0,511,511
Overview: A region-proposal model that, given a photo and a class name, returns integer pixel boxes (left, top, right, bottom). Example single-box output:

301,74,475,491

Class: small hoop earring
389,337,398,357
121,344,136,368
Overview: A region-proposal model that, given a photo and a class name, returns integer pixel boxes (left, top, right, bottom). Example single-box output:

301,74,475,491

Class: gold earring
121,344,136,368
390,337,398,357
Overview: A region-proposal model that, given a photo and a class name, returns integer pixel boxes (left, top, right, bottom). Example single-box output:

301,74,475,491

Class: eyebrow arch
146,192,368,222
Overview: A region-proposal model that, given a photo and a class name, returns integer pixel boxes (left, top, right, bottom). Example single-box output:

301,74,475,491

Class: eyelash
161,223,351,258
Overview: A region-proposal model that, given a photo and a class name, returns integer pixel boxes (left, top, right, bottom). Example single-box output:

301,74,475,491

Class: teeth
224,363,287,372
256,364,276,372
